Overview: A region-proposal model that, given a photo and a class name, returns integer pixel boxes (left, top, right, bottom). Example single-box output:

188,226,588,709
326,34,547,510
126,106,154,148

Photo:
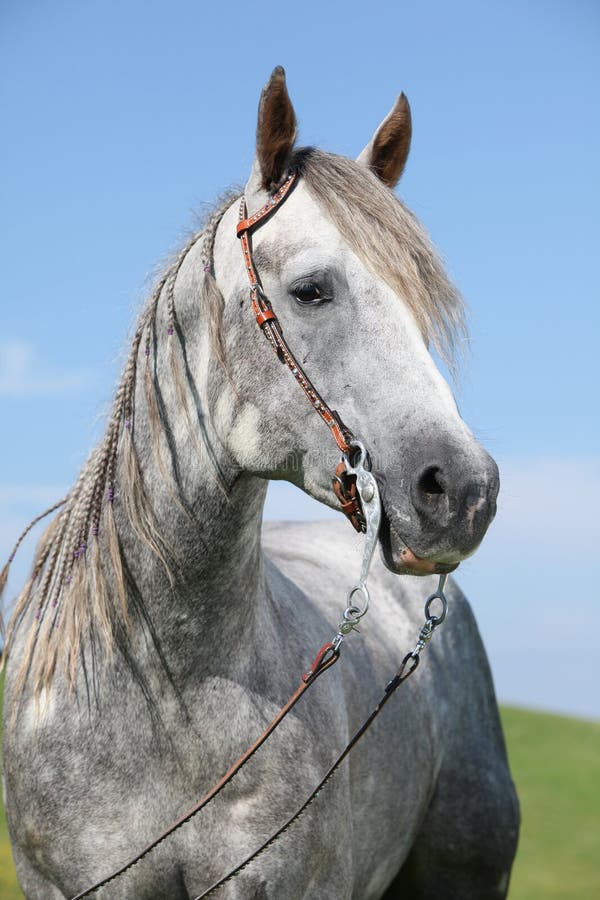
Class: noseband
236,170,366,532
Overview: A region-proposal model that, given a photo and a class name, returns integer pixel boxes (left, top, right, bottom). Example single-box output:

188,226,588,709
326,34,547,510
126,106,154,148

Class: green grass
0,671,23,900
0,697,598,898
0,790,21,900
501,705,600,899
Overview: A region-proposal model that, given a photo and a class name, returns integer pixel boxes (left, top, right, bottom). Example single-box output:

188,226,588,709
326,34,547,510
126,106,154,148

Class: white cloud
0,339,90,395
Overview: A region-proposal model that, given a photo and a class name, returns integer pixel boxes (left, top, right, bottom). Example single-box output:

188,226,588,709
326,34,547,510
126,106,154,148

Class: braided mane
1,192,238,700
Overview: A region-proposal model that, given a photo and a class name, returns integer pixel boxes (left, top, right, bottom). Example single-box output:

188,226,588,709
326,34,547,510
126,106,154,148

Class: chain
410,573,448,658
332,441,381,649
331,438,448,660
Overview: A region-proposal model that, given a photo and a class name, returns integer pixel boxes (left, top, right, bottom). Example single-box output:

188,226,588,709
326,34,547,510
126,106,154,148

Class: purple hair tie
73,548,80,559
167,326,174,336
35,608,42,621
124,417,131,430
145,346,151,357
203,264,211,273
92,524,99,537
66,574,72,585
107,485,115,502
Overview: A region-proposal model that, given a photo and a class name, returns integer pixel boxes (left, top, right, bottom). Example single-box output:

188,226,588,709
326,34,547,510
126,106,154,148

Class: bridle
237,168,366,533
70,171,450,900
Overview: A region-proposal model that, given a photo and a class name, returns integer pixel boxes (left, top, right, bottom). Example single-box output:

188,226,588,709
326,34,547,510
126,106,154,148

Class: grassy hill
1,699,598,898
500,705,600,899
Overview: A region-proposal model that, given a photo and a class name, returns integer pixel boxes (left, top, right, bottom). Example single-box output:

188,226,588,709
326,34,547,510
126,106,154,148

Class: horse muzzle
377,445,500,575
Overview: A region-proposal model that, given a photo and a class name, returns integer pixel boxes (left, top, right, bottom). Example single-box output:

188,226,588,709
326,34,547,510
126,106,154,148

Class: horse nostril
417,466,446,497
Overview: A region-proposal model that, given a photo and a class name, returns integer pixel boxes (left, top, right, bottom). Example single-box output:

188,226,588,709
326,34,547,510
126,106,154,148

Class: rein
72,575,448,900
70,172,450,899
193,631,435,900
70,643,339,900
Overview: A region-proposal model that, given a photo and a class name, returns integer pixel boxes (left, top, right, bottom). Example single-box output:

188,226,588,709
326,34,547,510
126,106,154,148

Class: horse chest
7,656,432,899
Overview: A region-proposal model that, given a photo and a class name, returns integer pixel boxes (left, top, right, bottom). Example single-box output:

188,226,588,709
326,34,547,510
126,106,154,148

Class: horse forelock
293,147,466,369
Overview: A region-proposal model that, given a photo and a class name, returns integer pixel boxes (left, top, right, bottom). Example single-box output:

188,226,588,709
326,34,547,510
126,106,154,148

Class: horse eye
293,282,324,306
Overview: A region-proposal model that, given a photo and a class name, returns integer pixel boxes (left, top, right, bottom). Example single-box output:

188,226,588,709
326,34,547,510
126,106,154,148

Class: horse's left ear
248,66,297,195
357,93,412,188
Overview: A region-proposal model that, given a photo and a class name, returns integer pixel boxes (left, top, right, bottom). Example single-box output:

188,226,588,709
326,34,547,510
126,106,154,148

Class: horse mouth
378,501,459,577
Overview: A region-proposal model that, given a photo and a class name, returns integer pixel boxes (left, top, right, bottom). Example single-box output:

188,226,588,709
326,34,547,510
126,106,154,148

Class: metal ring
343,605,361,623
345,583,370,620
424,592,447,625
344,440,368,470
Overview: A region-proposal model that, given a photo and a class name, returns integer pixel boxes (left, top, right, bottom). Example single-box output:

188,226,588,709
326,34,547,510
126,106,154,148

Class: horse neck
109,237,269,684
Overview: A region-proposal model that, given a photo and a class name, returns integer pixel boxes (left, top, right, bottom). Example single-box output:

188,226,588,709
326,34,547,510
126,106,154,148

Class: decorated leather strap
236,171,365,532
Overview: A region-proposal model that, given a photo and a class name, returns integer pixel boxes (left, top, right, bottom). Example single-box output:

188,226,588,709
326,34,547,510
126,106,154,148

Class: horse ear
250,66,297,194
356,93,412,188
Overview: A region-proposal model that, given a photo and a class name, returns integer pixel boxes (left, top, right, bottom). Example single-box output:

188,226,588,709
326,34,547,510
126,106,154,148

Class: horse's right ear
247,66,297,197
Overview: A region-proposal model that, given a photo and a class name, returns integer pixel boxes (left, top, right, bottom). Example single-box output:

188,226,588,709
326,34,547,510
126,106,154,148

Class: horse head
209,68,498,576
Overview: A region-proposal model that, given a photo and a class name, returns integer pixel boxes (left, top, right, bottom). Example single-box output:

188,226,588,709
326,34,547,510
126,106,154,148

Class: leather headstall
236,170,366,533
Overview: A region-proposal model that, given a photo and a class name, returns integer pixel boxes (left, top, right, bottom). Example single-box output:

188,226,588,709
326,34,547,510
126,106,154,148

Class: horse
1,67,519,899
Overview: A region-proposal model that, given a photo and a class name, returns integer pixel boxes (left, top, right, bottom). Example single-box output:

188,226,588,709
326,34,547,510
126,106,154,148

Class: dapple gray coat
2,68,519,899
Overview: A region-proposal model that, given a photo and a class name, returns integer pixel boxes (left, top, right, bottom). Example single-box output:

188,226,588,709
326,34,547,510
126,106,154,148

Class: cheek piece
236,169,366,532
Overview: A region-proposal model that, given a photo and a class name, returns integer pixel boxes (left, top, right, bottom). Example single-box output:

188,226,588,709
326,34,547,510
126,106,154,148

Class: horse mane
1,151,464,702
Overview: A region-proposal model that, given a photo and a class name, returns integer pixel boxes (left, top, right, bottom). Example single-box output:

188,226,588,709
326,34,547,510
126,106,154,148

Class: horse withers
2,67,519,899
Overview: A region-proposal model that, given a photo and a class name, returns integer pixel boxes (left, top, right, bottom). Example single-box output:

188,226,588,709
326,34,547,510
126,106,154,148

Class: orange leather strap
236,171,354,458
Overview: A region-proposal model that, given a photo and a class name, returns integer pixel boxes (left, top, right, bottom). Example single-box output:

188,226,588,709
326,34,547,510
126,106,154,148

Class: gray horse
2,68,519,899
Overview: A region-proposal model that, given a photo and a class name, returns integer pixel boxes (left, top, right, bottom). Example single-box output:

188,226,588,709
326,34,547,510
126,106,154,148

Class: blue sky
1,0,598,717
